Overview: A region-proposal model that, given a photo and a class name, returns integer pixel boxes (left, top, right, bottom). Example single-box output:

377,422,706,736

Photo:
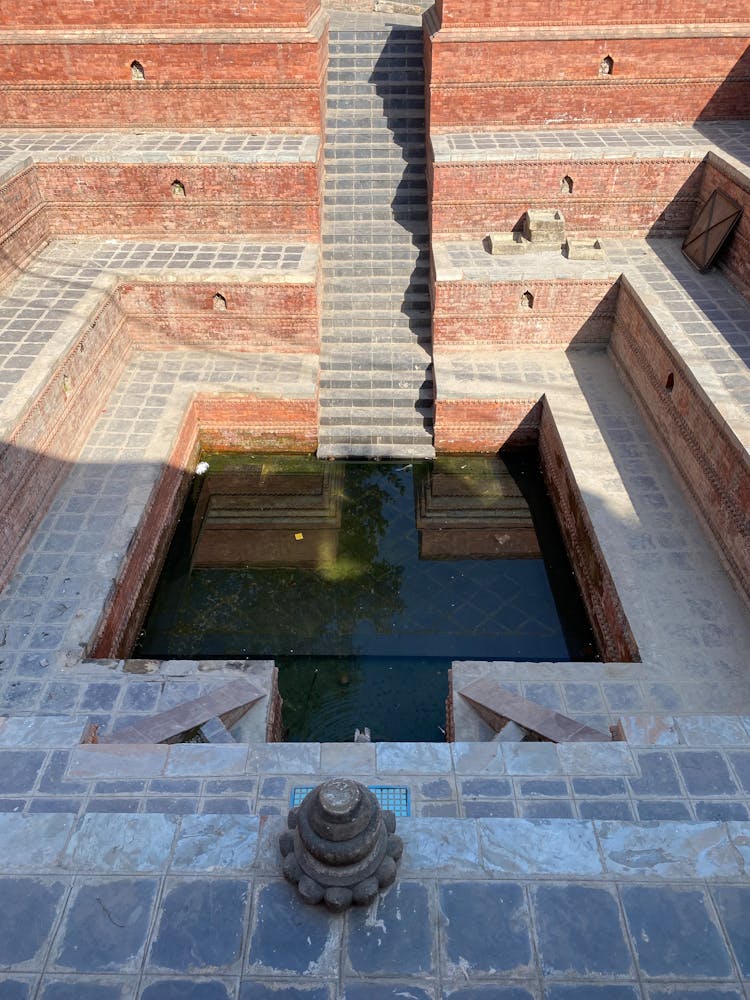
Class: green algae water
133,452,597,741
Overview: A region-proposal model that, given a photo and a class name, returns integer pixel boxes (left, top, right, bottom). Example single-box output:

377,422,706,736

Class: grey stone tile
621,885,733,978
712,886,750,978
578,801,634,821
544,988,640,1000
240,986,332,1000
452,744,506,776
140,981,234,1000
347,882,433,976
635,800,693,821
164,746,248,777
676,752,738,796
440,882,532,976
63,814,178,872
694,801,749,822
148,879,248,973
52,878,158,973
597,820,742,878
533,884,633,977
85,798,140,814
0,718,86,749
462,779,512,798
0,878,69,970
479,820,602,876
676,716,750,747
0,980,35,1000
420,779,453,799
0,751,45,794
557,744,636,776
517,780,569,798
171,815,260,872
465,801,517,818
377,743,452,774
646,988,744,999
727,752,750,794
503,743,562,777
0,815,74,870
246,745,320,775
343,986,434,1000
68,746,167,780
573,778,628,797
443,989,537,1000
628,753,681,797
246,881,341,978
399,818,480,876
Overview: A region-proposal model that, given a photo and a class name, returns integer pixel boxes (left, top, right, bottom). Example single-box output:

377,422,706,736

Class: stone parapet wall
122,281,321,354
432,275,617,349
35,160,322,239
0,163,49,287
0,18,328,131
426,32,750,131
429,157,703,241
610,279,750,609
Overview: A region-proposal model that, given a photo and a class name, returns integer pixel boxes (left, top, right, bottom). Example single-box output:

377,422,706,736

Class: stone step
317,442,436,460
319,409,434,429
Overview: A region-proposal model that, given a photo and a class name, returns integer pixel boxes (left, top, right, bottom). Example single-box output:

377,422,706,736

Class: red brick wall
91,396,318,657
696,153,750,303
435,0,750,26
538,403,640,663
0,292,131,591
433,398,542,453
427,36,750,129
36,162,322,239
120,282,320,353
0,30,327,130
0,165,49,286
430,159,702,240
610,281,750,608
91,405,200,658
2,0,319,28
432,279,617,348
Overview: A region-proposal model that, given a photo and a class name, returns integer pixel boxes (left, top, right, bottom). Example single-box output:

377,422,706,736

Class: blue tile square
676,752,737,797
53,879,157,973
712,886,750,978
247,882,339,978
347,882,433,976
621,885,732,978
440,882,532,976
533,885,632,978
628,753,680,797
0,879,68,970
149,879,247,973
141,980,234,1000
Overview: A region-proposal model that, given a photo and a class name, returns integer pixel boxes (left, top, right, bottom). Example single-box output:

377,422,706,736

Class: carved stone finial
279,778,403,912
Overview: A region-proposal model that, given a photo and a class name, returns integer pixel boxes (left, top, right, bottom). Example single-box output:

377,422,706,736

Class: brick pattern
2,0,320,27
698,151,750,302
435,0,750,26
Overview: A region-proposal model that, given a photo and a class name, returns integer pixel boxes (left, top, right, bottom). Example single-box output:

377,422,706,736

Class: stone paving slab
1,813,750,998
431,122,750,168
5,727,750,823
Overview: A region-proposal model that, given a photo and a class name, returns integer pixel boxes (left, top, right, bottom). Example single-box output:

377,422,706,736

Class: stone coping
0,131,321,173
431,122,750,166
2,811,749,881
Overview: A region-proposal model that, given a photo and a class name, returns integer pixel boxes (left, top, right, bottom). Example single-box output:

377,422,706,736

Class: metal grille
290,785,410,817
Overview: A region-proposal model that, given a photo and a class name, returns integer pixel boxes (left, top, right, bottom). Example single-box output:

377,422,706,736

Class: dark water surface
134,452,597,741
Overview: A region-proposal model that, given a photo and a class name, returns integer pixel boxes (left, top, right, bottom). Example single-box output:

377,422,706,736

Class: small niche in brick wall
130,60,145,81
213,292,228,311
561,175,574,195
665,372,675,393
599,55,614,76
171,180,186,198
521,290,534,310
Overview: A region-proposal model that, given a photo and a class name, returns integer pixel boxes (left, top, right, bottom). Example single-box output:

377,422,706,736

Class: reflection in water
134,452,597,741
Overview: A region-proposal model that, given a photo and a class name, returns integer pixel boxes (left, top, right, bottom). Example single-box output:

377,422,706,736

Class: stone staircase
318,19,435,459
